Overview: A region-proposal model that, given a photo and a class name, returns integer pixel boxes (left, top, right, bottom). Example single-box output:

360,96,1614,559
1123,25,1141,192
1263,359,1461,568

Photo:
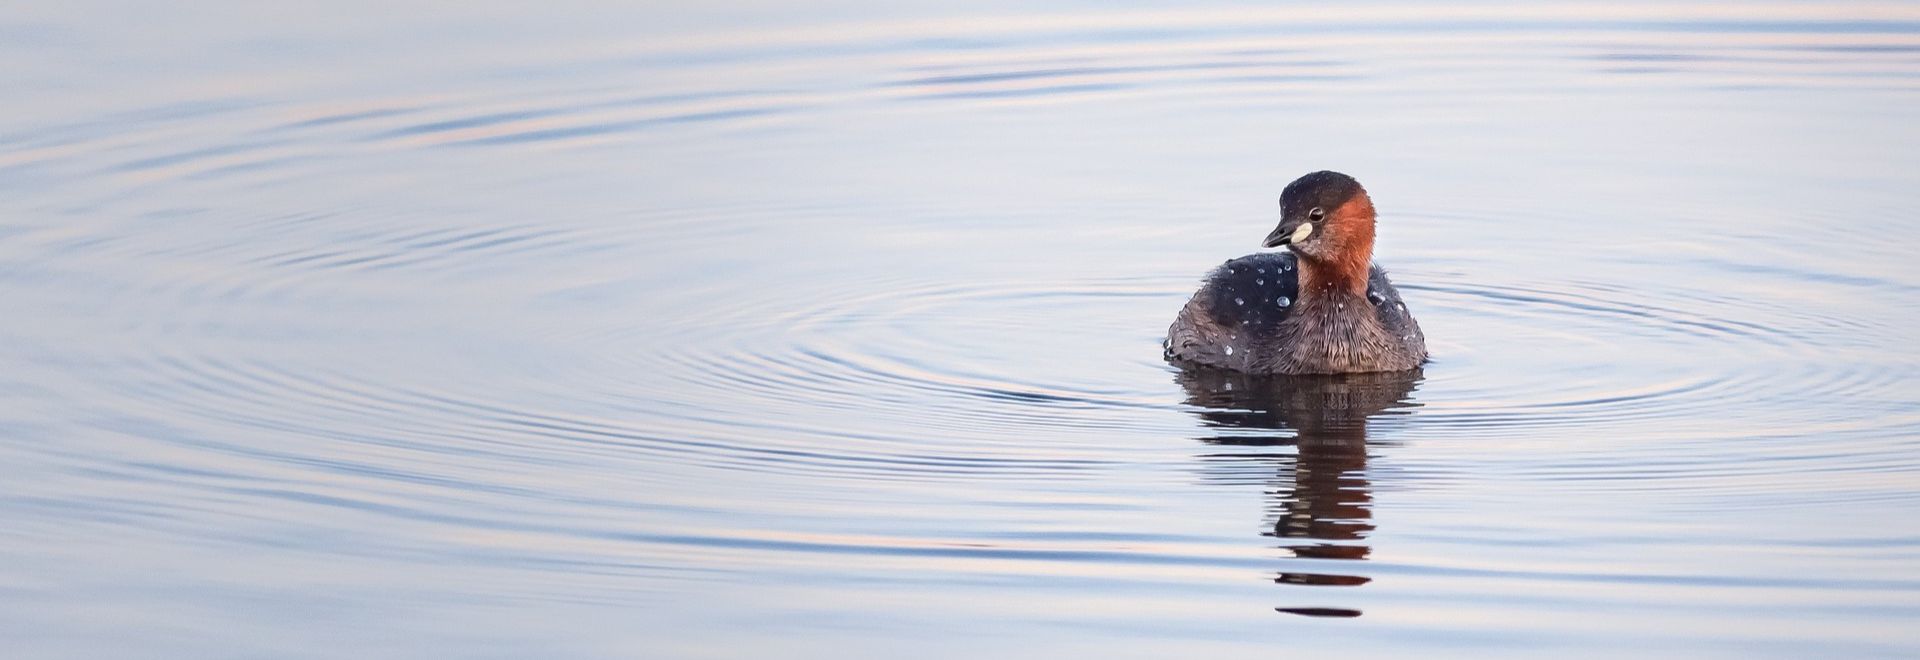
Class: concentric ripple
2,2,1918,657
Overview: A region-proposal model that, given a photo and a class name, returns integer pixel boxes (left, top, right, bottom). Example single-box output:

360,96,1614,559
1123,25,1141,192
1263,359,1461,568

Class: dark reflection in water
3,2,1919,655
1176,367,1423,618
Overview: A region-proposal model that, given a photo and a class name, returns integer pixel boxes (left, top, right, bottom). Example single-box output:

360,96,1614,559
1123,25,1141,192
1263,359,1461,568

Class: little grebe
1166,171,1427,375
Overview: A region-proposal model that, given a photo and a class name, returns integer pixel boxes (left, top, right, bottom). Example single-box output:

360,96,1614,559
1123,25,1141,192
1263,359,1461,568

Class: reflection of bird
1167,171,1427,375
1174,366,1423,618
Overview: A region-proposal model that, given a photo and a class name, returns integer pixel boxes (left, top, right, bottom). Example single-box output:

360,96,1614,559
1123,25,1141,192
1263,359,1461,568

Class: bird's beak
1262,221,1314,248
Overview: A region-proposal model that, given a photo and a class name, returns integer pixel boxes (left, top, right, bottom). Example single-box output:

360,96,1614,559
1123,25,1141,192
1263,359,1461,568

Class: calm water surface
3,2,1918,657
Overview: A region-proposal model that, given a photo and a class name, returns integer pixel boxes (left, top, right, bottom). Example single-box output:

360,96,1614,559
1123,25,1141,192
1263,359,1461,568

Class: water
3,2,1918,657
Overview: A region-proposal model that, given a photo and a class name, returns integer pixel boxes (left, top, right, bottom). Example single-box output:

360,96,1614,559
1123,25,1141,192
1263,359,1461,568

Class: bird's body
1166,252,1424,373
1165,171,1427,375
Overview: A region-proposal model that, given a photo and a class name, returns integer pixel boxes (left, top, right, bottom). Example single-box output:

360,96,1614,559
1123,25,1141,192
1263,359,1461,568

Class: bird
1166,171,1426,375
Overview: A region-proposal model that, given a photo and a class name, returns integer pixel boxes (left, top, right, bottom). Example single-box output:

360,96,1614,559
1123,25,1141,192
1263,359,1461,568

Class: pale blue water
2,3,1918,658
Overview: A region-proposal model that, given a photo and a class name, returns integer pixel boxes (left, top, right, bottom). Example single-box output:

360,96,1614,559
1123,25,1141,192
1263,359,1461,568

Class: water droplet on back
1275,296,1291,308
1234,297,1245,306
1224,345,1234,356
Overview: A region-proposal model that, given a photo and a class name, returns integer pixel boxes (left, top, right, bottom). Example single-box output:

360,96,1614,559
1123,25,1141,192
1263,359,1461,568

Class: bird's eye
1308,207,1325,220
